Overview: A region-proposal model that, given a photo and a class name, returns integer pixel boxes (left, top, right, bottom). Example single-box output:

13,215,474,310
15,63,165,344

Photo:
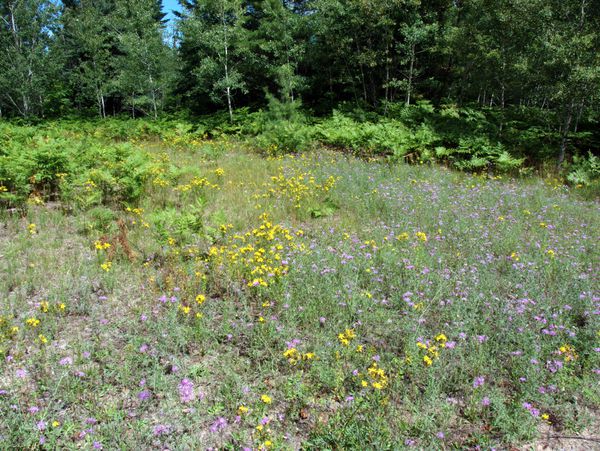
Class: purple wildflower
59,357,73,366
473,376,485,389
153,424,171,436
209,417,228,433
179,378,194,403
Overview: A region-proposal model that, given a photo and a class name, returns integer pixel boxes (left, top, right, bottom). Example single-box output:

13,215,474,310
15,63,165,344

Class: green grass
0,123,598,449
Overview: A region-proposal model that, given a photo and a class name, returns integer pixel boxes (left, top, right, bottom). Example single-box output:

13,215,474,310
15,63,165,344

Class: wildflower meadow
0,122,598,449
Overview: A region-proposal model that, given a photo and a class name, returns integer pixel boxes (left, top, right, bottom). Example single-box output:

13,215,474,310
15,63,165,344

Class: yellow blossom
415,231,427,241
26,318,40,328
338,328,356,346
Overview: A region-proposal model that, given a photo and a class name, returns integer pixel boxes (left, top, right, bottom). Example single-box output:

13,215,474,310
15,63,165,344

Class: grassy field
0,124,599,449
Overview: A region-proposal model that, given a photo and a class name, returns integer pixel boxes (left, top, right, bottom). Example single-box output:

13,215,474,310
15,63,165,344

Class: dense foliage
0,0,599,169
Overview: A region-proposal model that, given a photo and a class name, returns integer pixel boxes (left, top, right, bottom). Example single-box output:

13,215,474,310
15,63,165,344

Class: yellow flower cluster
417,334,447,366
26,318,41,328
282,347,316,365
415,231,428,242
174,176,218,193
367,363,389,390
28,223,37,235
177,294,207,319
338,328,356,346
152,176,170,187
558,344,578,363
206,214,305,289
266,167,337,208
94,240,111,250
39,300,65,314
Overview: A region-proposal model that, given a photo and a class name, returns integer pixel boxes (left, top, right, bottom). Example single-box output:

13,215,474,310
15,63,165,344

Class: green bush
567,152,600,187
0,123,153,209
253,96,313,154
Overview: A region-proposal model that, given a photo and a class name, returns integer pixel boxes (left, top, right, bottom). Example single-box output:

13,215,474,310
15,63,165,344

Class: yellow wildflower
196,294,206,305
338,328,356,346
435,334,447,344
26,318,40,328
415,231,427,241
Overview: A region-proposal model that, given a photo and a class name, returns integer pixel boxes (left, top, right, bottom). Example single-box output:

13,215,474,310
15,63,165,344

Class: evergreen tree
114,0,174,118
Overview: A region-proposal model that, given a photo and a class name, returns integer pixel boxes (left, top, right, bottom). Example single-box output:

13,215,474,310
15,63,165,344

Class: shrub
567,152,600,187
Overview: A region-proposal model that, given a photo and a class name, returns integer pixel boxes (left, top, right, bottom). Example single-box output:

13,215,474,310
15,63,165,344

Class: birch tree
178,0,249,121
0,0,60,117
